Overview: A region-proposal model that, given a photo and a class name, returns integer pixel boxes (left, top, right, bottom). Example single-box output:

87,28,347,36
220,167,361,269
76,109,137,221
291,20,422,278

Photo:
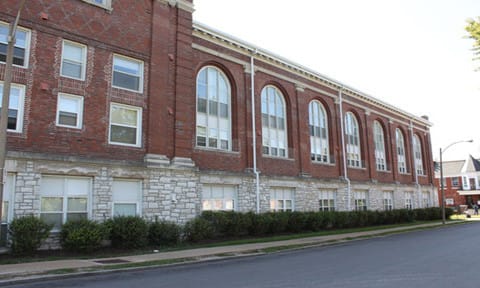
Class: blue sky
193,0,480,161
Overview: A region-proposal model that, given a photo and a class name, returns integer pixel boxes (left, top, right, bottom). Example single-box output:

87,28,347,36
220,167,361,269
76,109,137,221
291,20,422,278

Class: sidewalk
0,221,461,284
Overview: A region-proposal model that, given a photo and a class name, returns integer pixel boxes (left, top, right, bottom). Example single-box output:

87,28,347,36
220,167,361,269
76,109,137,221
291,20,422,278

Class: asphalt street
4,222,478,288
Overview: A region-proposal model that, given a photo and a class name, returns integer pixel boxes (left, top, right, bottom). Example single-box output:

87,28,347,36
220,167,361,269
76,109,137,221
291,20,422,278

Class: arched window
309,100,329,163
373,121,386,171
413,134,424,175
196,66,231,150
261,86,287,157
345,112,361,167
396,129,407,173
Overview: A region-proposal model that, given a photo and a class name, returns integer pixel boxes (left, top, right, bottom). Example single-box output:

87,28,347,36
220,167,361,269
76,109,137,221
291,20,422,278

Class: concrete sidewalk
0,222,461,284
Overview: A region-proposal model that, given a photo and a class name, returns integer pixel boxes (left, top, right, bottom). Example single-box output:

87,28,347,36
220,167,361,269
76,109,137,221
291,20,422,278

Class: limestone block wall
5,156,437,227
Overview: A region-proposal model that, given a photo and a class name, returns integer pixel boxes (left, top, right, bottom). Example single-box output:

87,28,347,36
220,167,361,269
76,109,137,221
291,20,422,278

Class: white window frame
39,176,91,230
0,82,25,133
345,112,361,168
413,134,424,176
261,86,288,158
270,188,294,212
60,40,87,81
109,103,142,147
422,192,430,208
112,54,144,93
196,66,232,151
354,191,368,211
0,21,31,68
56,93,84,129
1,174,15,223
404,191,413,209
82,0,112,10
201,184,237,211
462,176,470,190
373,121,387,171
112,179,143,217
309,100,329,164
383,191,393,211
319,190,336,211
396,129,407,174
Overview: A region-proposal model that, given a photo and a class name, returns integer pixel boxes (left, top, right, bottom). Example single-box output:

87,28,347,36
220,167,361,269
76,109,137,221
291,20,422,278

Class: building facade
435,156,480,208
1,0,436,230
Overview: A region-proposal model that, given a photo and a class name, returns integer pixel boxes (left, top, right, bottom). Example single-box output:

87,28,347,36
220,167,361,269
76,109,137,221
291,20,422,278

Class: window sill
312,161,336,167
82,0,113,12
262,155,295,161
194,147,240,155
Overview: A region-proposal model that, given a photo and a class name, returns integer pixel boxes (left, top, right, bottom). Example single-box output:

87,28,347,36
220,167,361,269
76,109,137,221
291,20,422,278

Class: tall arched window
396,129,407,173
373,121,386,171
261,86,287,157
345,112,361,167
413,134,424,175
196,66,231,150
309,100,329,163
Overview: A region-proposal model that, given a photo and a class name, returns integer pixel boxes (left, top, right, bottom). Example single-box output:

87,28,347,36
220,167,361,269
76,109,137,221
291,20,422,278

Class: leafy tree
465,17,480,69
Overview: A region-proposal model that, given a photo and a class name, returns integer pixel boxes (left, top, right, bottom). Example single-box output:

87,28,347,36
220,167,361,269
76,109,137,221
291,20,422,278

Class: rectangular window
451,177,459,187
404,192,413,210
112,179,142,217
202,185,237,211
354,191,368,211
1,174,14,223
462,176,470,190
56,93,83,128
270,188,294,212
0,22,30,67
112,55,143,92
383,191,393,211
109,103,142,147
0,83,25,133
319,190,336,211
422,192,430,208
61,40,87,80
40,176,91,230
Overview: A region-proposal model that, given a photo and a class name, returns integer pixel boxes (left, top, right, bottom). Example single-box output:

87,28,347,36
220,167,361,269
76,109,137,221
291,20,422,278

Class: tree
465,17,480,69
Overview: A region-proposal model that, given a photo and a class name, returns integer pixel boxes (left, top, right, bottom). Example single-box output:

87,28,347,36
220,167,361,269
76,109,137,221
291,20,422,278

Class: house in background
435,155,480,208
0,0,436,245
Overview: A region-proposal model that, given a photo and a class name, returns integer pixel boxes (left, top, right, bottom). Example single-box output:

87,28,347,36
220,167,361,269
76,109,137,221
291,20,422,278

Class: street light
440,139,474,224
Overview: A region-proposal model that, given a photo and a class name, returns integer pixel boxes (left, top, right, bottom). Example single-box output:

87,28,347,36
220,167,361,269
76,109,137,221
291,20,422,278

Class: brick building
1,0,436,230
435,155,480,209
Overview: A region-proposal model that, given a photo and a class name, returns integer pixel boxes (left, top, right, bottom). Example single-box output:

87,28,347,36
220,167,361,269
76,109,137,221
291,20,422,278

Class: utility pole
0,0,26,235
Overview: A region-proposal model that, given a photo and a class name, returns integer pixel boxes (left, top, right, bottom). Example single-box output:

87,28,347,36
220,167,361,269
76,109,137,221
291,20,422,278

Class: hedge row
7,207,453,254
198,207,452,239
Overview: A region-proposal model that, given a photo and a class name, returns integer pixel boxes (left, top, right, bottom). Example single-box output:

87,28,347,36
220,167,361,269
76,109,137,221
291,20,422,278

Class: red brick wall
0,0,434,186
1,0,155,161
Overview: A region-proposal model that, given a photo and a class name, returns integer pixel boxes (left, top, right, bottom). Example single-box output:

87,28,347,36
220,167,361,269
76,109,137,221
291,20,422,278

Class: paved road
5,222,478,288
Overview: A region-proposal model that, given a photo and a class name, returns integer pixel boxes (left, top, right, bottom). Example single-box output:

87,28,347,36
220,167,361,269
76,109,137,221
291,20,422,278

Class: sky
193,0,480,161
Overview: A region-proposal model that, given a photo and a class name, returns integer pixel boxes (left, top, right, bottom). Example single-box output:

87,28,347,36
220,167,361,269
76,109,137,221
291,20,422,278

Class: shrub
8,216,52,255
266,212,289,234
445,207,454,219
247,212,271,236
60,219,106,253
200,211,251,238
148,220,181,247
183,217,215,243
286,211,308,233
107,216,149,249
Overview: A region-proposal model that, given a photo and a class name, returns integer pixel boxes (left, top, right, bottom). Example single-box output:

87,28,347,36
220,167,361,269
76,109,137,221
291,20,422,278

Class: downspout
250,50,261,213
338,88,351,211
410,120,420,207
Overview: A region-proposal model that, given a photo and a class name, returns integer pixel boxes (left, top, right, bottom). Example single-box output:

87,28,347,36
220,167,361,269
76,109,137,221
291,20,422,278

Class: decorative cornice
157,0,194,13
192,22,432,128
295,84,305,92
